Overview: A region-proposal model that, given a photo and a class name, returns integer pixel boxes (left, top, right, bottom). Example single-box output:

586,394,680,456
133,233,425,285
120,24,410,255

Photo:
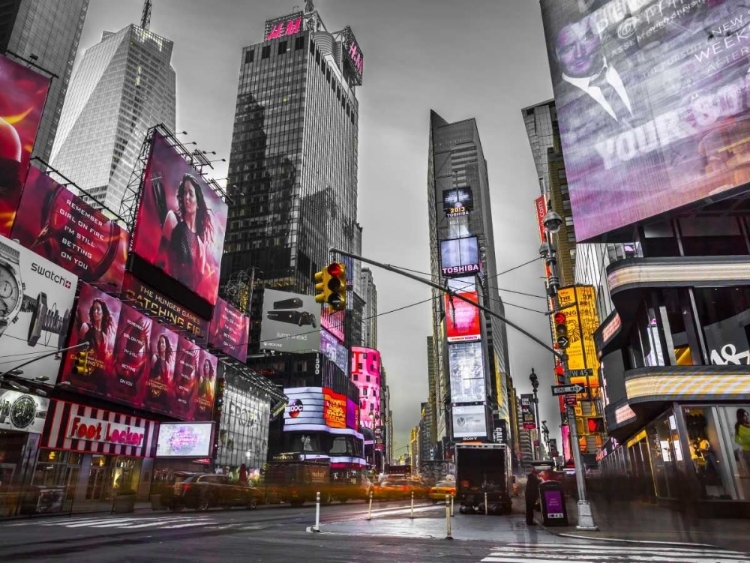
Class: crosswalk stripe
161,521,218,529
498,545,749,558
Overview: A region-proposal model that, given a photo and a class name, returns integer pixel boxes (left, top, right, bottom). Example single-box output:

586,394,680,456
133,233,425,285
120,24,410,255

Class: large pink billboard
60,284,217,421
351,347,381,428
541,0,750,241
208,298,249,362
132,132,227,305
12,166,129,290
0,54,51,236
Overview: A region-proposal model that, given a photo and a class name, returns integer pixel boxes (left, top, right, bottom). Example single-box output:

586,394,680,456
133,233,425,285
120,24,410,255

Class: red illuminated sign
208,297,249,362
266,15,302,41
0,54,51,237
323,388,346,429
444,292,481,343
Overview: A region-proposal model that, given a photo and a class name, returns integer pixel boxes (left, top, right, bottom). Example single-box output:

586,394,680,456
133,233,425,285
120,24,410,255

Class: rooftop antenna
141,0,152,30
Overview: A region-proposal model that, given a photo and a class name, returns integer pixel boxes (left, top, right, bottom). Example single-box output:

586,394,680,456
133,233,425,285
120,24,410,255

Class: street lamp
529,369,541,459
541,204,598,531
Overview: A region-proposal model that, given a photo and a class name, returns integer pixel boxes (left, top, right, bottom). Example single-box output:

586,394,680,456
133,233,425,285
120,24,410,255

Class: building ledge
624,365,750,403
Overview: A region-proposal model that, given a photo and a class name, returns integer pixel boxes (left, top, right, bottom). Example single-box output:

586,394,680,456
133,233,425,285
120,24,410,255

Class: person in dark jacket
525,468,540,525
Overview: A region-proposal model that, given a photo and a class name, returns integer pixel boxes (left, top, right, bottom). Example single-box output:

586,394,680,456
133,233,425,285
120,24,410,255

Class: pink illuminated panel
347,42,363,75
266,16,302,40
351,347,381,429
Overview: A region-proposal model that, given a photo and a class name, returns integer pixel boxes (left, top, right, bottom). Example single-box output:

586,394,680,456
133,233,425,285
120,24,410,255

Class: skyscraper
361,267,377,349
427,111,511,451
3,0,90,163
50,4,175,213
221,4,364,349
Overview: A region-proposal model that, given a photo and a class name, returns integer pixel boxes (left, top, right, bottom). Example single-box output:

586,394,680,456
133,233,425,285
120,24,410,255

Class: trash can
150,494,162,511
112,491,136,514
539,480,568,526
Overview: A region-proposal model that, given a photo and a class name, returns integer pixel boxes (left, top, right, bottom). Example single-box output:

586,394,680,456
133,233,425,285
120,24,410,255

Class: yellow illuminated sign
557,286,600,388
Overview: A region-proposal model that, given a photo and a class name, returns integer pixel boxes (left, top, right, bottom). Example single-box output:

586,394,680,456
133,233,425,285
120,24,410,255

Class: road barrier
451,494,454,517
312,491,321,533
367,490,373,521
445,494,453,540
484,492,488,515
410,491,414,519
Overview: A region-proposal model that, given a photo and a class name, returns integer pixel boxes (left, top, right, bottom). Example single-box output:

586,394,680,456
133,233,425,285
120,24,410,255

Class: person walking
525,468,540,525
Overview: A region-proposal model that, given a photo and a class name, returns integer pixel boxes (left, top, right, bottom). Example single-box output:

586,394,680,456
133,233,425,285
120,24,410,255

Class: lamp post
529,368,541,459
540,208,598,531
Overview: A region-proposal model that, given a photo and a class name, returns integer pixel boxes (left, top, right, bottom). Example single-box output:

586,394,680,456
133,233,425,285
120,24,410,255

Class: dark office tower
427,111,511,450
222,5,363,323
2,0,90,163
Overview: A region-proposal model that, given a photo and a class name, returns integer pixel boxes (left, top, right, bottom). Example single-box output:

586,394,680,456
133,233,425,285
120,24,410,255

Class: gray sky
80,0,558,455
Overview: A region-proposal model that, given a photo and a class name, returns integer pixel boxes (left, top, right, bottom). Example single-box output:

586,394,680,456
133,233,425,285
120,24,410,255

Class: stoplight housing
554,312,567,339
314,267,329,304
72,350,89,376
326,262,347,311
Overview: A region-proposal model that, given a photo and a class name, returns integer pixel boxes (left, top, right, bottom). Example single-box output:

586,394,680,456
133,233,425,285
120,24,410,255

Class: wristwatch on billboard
0,239,24,337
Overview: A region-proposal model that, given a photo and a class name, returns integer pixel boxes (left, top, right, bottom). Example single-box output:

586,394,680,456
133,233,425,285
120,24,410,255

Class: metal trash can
111,492,136,514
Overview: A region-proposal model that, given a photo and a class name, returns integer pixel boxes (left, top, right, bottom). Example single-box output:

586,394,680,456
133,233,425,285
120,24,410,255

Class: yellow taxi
428,480,456,503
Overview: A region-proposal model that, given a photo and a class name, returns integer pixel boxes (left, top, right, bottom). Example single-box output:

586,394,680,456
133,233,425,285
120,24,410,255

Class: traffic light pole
0,342,90,381
328,248,563,360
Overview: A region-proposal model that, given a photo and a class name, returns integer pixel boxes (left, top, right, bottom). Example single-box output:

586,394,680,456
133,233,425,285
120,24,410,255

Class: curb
533,517,719,549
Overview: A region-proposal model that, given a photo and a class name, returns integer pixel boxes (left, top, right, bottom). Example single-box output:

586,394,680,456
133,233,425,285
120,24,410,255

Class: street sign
568,368,593,378
557,336,570,348
551,384,585,396
565,395,577,407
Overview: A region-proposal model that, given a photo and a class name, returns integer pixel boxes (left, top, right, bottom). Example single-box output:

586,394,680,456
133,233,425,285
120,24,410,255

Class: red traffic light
554,364,565,376
553,312,566,325
327,263,342,277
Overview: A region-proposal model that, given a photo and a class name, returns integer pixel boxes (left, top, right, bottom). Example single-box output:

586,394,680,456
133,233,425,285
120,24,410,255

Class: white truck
454,443,513,514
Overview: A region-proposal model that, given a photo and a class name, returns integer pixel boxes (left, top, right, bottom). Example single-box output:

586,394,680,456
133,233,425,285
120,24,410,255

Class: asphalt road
0,500,500,562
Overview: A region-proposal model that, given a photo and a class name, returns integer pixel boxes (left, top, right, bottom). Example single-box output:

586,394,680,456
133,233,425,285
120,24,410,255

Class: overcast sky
80,0,558,455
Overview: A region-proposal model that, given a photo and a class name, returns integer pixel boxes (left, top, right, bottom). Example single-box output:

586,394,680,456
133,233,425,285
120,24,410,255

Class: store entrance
0,463,15,488
86,456,112,501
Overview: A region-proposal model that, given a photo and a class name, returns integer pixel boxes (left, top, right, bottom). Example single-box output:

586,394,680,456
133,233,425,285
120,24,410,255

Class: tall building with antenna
220,1,364,351
49,0,175,213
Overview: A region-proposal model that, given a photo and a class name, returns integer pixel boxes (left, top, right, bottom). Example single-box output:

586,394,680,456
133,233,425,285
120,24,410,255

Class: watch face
10,395,36,429
0,263,20,320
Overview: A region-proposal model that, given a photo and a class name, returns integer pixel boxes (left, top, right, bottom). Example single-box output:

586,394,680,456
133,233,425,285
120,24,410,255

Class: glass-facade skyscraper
3,0,90,163
221,8,364,349
427,111,512,450
50,23,175,213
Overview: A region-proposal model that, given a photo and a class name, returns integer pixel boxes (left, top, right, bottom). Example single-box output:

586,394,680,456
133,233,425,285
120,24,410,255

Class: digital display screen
442,187,473,217
320,328,348,375
209,297,249,362
156,422,214,458
445,291,481,343
440,236,480,276
448,341,486,404
259,289,321,353
132,132,227,305
452,405,487,438
540,0,750,240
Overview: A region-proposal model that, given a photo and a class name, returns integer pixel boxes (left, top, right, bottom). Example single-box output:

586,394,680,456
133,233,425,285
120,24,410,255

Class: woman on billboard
76,298,116,393
143,332,175,412
156,173,215,291
195,353,216,419
174,338,199,415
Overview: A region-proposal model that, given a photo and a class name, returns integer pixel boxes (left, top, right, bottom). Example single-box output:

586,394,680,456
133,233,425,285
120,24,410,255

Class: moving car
171,474,260,511
428,481,457,503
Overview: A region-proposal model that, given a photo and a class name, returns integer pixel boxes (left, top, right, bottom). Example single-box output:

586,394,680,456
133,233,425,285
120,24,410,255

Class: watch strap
0,239,20,266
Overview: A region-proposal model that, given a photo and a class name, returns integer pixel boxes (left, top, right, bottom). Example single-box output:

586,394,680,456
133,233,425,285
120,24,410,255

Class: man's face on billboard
556,15,603,78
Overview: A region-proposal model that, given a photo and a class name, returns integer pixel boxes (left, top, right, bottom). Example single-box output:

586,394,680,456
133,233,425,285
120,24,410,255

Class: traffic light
72,350,89,376
326,262,347,311
554,311,568,348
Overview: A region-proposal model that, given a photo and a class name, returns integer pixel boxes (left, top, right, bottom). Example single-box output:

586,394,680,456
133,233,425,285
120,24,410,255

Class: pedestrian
525,468,540,526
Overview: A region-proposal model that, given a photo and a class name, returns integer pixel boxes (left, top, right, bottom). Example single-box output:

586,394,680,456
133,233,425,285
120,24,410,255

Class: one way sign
551,384,585,396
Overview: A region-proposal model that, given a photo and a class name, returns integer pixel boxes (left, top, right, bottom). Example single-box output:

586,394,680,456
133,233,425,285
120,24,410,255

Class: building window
642,221,680,258
278,41,288,55
679,217,748,257
261,46,270,59
694,286,750,365
295,36,305,50
245,49,254,64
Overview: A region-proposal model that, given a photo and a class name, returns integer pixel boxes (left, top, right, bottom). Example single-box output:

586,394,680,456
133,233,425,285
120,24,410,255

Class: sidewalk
1,500,156,521
535,497,750,553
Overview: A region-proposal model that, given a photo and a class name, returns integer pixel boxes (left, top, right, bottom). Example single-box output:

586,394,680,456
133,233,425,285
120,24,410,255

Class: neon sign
266,16,302,41
347,41,363,75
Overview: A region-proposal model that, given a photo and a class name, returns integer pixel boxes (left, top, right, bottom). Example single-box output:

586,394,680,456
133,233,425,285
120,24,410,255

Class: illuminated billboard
321,307,345,342
444,292,481,343
448,341,486,404
132,132,227,305
59,283,217,421
156,422,214,458
264,12,303,40
320,328,348,374
521,394,536,430
557,285,601,389
0,54,51,237
443,187,473,218
283,387,325,430
260,289,320,353
12,166,129,290
351,347,381,379
452,405,487,439
440,236,480,276
344,36,364,85
0,235,76,384
323,388,347,429
208,297,249,362
541,0,750,241
0,389,49,434
122,274,209,345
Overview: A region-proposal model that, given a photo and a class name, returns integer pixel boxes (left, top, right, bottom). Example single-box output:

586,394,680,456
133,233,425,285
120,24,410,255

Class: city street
1,500,749,562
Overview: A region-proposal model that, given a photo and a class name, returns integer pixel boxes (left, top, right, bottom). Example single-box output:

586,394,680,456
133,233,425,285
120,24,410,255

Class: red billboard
444,292,481,343
11,166,129,289
0,54,51,236
541,0,750,240
121,273,209,345
208,298,249,362
59,283,216,421
132,132,227,305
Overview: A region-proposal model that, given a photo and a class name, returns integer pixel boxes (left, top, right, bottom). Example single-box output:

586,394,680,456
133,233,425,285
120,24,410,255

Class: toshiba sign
67,415,145,446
